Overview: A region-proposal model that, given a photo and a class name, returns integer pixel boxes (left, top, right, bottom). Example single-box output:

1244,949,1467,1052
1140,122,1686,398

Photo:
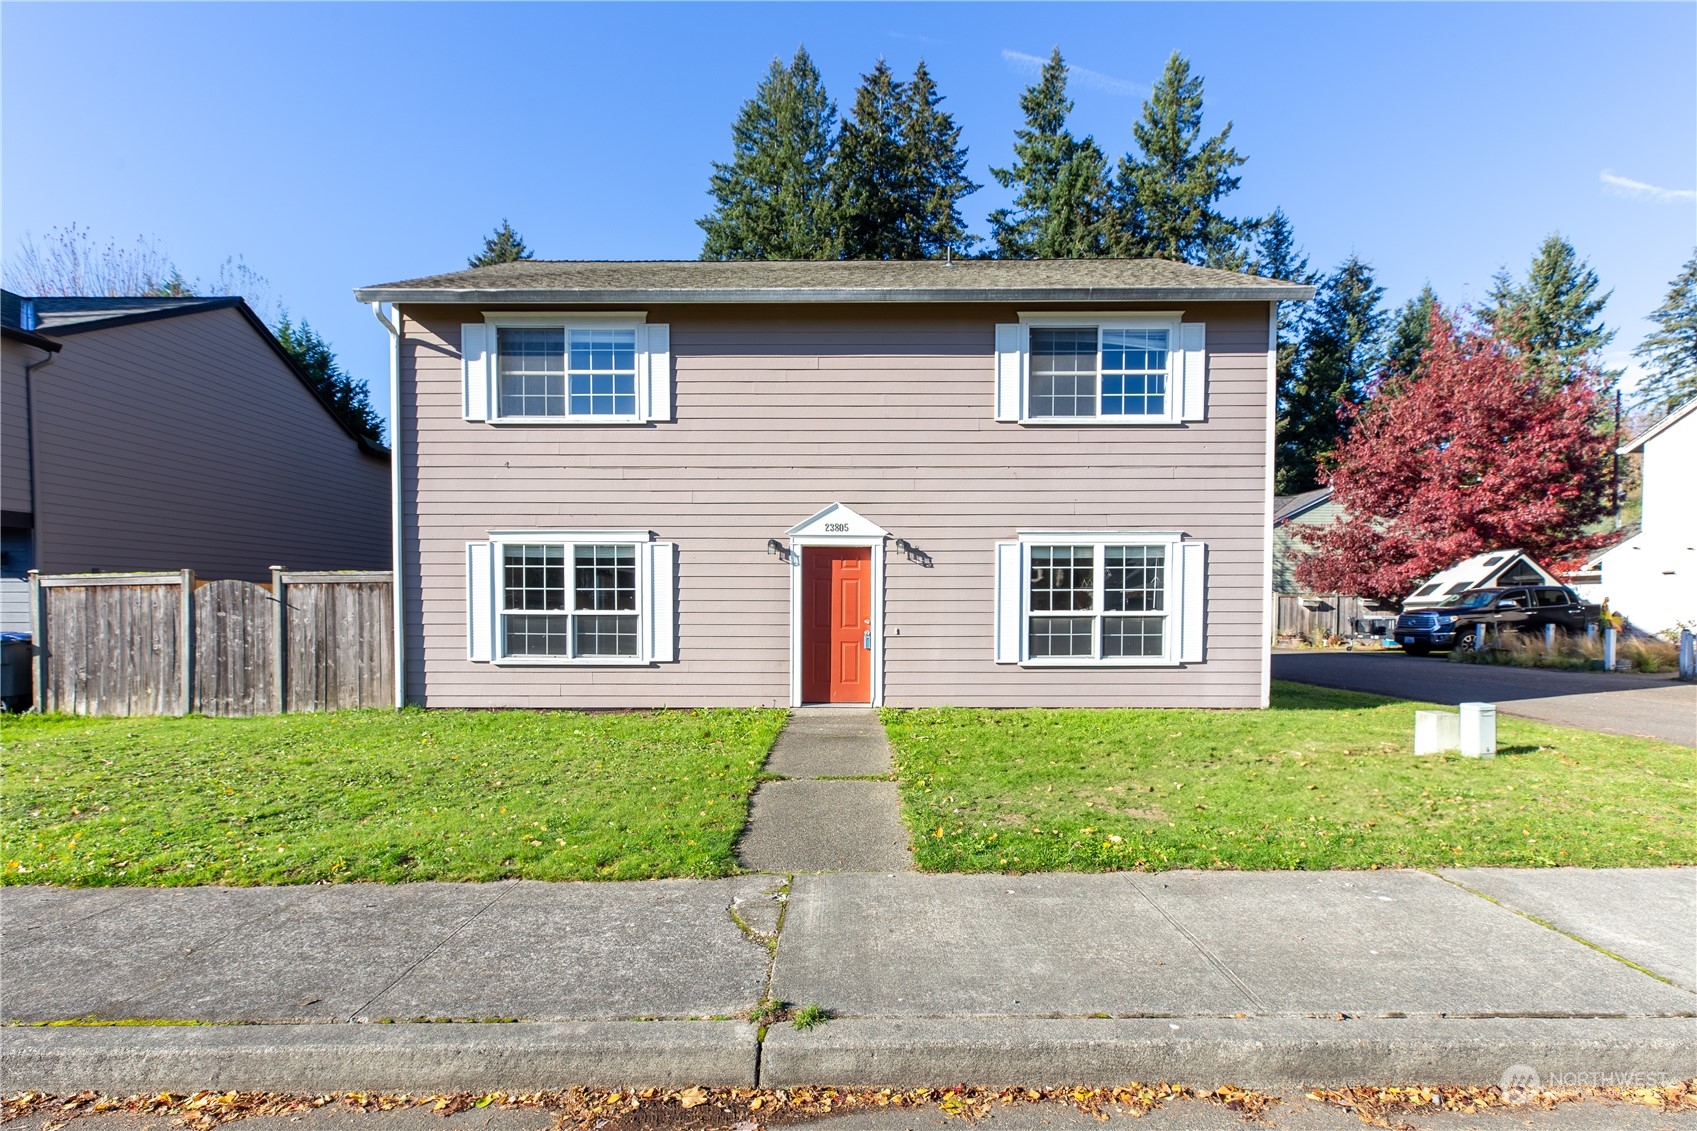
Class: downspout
370,301,405,709
22,343,57,577
1261,300,1277,706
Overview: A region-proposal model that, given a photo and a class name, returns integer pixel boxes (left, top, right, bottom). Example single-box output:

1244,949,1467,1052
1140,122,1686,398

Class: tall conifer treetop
1110,52,1248,267
1631,250,1697,413
699,47,839,261
468,219,534,268
987,49,1110,259
1483,233,1616,391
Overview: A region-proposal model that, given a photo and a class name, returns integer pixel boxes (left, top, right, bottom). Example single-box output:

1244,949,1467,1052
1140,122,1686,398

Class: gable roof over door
355,258,1317,305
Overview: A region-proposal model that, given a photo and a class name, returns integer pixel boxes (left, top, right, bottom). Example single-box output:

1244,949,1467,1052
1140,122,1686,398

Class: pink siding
400,302,1273,708
29,307,390,580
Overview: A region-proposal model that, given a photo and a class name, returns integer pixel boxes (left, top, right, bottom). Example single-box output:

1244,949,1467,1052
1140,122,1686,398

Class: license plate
1400,636,1413,644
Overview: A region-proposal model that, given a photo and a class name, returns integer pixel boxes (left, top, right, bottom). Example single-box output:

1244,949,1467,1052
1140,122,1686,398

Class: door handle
863,630,872,650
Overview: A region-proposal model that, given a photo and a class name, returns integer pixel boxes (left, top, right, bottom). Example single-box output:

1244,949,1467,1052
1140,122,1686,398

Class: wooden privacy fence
1272,593,1393,643
28,568,393,717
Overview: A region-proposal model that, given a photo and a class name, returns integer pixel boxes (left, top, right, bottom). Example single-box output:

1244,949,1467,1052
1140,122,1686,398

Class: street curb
1,1021,760,1092
760,1018,1697,1088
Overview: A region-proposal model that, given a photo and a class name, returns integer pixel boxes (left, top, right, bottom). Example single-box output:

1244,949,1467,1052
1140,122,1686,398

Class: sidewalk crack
348,880,519,1022
1127,877,1267,1013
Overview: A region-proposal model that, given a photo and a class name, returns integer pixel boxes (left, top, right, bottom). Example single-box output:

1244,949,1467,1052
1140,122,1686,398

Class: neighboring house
355,259,1312,709
1,290,391,636
1401,549,1559,610
1580,399,1697,634
1268,486,1392,641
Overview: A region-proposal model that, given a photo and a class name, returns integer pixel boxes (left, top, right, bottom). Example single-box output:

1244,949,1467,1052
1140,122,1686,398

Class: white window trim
489,530,654,667
1014,530,1185,667
483,312,652,425
1016,312,1184,425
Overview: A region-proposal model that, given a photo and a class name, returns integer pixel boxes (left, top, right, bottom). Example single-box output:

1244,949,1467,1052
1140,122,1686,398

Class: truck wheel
1455,633,1478,654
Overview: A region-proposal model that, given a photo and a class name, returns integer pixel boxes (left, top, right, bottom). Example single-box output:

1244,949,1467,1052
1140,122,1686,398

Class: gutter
350,284,1318,306
369,301,405,709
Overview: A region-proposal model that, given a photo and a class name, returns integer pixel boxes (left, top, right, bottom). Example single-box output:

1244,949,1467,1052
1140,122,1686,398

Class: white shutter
1179,322,1207,422
1178,540,1207,663
466,541,495,662
994,323,1026,422
994,541,1024,663
461,324,490,421
646,541,677,662
643,324,672,422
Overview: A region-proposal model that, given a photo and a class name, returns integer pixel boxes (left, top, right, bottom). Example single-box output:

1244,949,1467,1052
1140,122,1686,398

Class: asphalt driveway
1272,650,1697,746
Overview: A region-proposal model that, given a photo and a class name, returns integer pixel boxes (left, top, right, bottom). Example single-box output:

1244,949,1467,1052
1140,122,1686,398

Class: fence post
1543,623,1556,650
1473,623,1486,651
1603,626,1617,671
179,568,194,715
1681,630,1695,680
28,570,45,713
271,566,287,714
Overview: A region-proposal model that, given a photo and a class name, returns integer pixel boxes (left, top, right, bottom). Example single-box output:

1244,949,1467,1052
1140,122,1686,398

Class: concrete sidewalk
3,869,1693,1092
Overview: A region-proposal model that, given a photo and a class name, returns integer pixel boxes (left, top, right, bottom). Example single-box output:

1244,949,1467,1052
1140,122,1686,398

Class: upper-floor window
461,316,671,425
995,315,1205,426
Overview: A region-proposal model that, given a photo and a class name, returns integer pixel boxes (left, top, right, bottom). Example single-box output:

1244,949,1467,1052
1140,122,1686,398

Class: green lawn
2,708,785,886
883,681,1697,873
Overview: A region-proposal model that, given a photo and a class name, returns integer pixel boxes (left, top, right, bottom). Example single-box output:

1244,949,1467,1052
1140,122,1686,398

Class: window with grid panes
1027,543,1169,660
495,327,638,419
1026,326,1172,420
500,543,639,658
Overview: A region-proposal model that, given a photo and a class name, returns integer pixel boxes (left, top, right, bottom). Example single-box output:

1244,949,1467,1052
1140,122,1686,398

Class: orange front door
801,547,872,703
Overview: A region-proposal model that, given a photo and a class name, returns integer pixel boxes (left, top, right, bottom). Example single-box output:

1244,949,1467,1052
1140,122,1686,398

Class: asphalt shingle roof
354,258,1316,304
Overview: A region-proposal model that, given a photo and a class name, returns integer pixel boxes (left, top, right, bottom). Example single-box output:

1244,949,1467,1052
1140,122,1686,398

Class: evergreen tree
1250,208,1318,487
1483,233,1616,390
1631,250,1697,412
1109,52,1248,266
1276,255,1385,494
987,49,1110,258
901,60,979,258
274,315,385,445
833,60,912,259
699,47,839,260
468,219,534,268
1383,284,1440,389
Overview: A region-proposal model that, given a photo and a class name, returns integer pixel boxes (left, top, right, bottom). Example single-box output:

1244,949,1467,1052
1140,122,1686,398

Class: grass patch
883,681,1696,872
791,1003,829,1030
2,707,785,886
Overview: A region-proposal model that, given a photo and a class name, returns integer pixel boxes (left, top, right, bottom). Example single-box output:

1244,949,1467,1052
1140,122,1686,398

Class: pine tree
468,219,534,268
1631,250,1697,413
988,49,1109,259
1250,209,1318,490
274,315,385,445
1275,255,1385,494
1109,52,1248,266
1383,284,1440,389
1483,234,1616,390
901,60,979,258
833,60,911,259
699,47,839,260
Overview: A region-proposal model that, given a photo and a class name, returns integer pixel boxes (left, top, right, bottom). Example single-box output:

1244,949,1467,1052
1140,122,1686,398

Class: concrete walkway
3,868,1692,1092
1272,650,1697,746
736,708,913,873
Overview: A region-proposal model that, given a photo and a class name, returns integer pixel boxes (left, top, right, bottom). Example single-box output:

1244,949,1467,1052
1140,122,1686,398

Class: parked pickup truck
1393,585,1599,656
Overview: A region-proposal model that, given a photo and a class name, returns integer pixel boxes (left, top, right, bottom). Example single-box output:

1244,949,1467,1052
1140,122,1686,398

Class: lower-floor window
501,542,638,659
1027,542,1169,661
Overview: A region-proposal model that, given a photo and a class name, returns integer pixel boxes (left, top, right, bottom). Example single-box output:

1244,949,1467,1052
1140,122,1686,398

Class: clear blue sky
4,2,1693,428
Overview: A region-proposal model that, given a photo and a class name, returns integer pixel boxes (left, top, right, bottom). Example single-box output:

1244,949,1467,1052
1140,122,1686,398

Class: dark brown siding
400,302,1272,708
29,308,390,580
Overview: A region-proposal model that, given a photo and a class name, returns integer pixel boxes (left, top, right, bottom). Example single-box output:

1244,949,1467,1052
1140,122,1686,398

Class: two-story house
353,259,1311,709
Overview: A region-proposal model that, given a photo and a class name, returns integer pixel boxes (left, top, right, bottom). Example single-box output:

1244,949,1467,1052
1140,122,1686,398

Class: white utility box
1415,710,1461,755
1460,702,1497,757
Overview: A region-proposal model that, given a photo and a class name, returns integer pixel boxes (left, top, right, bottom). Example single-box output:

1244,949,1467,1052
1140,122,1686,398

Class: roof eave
1,326,62,352
352,284,1318,305
1618,398,1697,453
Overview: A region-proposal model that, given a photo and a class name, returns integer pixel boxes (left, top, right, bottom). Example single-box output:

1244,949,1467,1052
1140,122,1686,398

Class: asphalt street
1272,650,1697,745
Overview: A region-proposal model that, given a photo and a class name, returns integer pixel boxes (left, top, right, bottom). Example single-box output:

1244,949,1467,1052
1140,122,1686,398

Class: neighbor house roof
1619,397,1697,454
353,258,1318,305
1272,486,1333,526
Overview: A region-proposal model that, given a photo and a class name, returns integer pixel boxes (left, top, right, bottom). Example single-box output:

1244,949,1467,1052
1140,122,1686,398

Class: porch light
767,538,783,555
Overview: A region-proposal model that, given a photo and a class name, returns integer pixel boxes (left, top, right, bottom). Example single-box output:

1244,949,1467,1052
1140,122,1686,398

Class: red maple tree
1293,309,1614,604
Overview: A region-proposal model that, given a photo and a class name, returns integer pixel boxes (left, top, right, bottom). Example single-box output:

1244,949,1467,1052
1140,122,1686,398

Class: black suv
1393,586,1597,656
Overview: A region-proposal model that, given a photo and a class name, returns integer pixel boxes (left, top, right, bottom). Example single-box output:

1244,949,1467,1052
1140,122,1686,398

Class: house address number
823,522,850,532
